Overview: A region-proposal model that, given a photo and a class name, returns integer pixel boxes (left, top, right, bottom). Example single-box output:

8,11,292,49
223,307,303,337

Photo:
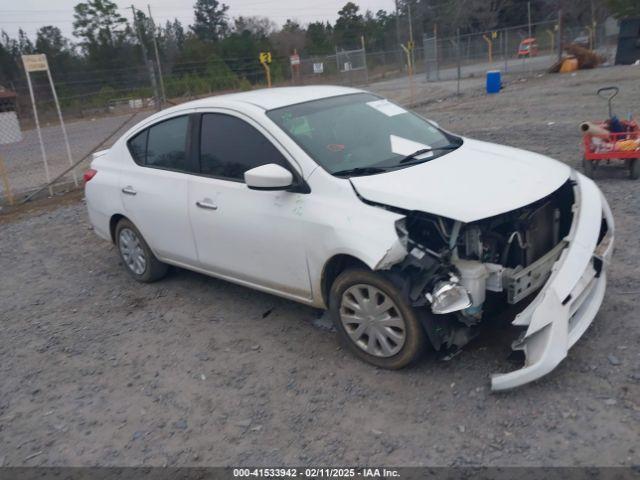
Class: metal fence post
456,29,461,96
45,67,78,187
434,24,439,81
504,28,508,73
24,71,52,196
362,35,369,85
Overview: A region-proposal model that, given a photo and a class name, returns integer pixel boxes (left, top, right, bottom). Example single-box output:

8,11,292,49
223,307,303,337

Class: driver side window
199,113,289,181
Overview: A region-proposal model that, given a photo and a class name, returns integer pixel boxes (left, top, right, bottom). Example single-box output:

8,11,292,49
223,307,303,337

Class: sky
1,0,397,40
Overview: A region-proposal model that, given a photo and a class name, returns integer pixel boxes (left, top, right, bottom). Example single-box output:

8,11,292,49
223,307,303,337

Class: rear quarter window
127,130,148,165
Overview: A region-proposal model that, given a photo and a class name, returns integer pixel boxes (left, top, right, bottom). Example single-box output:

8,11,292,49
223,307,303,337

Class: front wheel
329,268,426,369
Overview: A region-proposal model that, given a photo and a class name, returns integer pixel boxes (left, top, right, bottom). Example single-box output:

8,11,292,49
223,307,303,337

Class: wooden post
262,62,271,88
401,43,414,105
557,9,563,62
0,154,15,205
482,34,493,63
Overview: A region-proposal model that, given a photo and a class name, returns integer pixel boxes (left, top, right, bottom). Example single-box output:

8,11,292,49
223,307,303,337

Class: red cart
581,87,640,179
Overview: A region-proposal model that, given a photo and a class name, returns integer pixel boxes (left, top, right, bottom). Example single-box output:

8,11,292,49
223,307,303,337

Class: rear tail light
83,169,97,182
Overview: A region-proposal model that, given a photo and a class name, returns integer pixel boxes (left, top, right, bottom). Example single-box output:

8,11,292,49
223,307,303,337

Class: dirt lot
1,66,639,467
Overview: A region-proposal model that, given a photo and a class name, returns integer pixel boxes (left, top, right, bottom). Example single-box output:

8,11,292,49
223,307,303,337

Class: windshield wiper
399,144,459,163
332,166,390,178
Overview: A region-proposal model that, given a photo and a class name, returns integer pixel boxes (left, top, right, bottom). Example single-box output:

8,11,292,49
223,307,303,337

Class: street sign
313,63,324,74
259,52,272,87
22,54,49,72
289,53,300,66
259,51,272,64
21,53,78,193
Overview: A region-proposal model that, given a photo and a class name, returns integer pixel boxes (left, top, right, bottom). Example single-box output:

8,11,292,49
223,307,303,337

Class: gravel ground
1,65,639,467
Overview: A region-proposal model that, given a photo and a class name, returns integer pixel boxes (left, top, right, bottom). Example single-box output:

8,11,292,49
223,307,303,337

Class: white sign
343,62,352,71
21,52,78,191
22,54,49,72
389,135,431,157
313,63,324,74
0,112,22,145
290,53,300,66
366,99,407,117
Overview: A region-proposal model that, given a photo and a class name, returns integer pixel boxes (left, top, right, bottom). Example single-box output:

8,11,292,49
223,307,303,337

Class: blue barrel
486,70,501,94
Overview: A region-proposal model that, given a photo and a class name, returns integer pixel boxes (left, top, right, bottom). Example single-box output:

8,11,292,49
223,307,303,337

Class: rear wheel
582,156,596,178
115,219,168,282
329,268,426,369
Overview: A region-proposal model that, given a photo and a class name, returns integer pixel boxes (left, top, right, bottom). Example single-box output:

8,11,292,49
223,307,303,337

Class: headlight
427,280,472,314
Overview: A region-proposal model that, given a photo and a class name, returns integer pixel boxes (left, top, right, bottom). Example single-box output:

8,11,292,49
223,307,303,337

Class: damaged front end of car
368,171,614,391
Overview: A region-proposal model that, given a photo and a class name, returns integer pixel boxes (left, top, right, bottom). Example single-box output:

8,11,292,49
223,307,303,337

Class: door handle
122,186,137,196
196,200,218,210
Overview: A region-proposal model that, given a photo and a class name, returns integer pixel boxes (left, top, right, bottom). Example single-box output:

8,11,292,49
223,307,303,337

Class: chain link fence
422,20,617,83
0,19,620,205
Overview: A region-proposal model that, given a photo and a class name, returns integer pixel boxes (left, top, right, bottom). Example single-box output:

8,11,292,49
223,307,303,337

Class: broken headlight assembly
426,278,472,314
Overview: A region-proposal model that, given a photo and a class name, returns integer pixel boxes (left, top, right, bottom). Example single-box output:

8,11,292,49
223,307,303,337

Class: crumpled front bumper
491,172,614,391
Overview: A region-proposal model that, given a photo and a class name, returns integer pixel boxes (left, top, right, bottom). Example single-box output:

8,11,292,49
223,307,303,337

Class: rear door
187,111,312,299
119,114,198,265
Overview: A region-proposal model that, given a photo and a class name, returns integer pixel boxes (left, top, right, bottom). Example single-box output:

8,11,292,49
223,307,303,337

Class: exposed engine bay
386,180,576,352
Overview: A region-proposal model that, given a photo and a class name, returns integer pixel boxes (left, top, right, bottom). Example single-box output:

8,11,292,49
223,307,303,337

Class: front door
188,112,311,299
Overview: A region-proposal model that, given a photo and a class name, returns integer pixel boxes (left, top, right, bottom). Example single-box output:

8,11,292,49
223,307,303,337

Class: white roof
176,85,363,111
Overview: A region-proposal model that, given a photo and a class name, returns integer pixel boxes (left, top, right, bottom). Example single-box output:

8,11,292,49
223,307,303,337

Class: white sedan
85,86,614,390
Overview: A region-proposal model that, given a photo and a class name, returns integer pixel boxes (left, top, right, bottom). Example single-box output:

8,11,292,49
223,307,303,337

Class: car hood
349,138,571,223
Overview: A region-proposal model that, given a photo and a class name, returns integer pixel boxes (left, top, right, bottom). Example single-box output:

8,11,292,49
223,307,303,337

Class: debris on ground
548,44,605,73
607,354,621,366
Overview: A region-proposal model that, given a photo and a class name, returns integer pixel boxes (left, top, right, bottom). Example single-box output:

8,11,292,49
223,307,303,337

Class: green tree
35,26,70,56
73,0,127,52
282,19,303,33
305,21,333,54
234,16,276,38
0,31,22,84
17,29,35,55
334,2,364,48
191,0,229,43
606,0,640,18
35,26,79,76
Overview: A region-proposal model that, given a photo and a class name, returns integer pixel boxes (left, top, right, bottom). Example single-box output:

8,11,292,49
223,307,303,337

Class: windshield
266,93,460,176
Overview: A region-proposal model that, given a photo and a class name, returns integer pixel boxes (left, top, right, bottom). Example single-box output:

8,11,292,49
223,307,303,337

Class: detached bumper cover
491,172,614,391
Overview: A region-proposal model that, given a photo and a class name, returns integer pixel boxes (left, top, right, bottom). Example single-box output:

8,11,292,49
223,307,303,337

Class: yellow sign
259,51,272,64
407,40,415,50
22,54,49,72
491,31,498,39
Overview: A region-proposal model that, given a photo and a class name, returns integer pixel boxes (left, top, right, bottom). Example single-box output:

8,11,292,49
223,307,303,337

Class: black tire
629,159,640,180
115,218,168,283
582,156,595,178
329,268,426,369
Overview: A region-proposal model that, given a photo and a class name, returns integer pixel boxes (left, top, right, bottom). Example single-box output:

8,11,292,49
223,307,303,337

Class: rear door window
146,116,190,170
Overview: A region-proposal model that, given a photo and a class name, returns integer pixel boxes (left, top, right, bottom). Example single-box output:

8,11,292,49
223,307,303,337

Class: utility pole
527,1,532,38
131,5,160,110
148,4,166,106
407,2,415,69
395,0,402,67
407,2,414,46
557,8,563,62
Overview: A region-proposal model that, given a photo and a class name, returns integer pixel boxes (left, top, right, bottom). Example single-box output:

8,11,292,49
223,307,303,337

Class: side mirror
244,163,294,191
